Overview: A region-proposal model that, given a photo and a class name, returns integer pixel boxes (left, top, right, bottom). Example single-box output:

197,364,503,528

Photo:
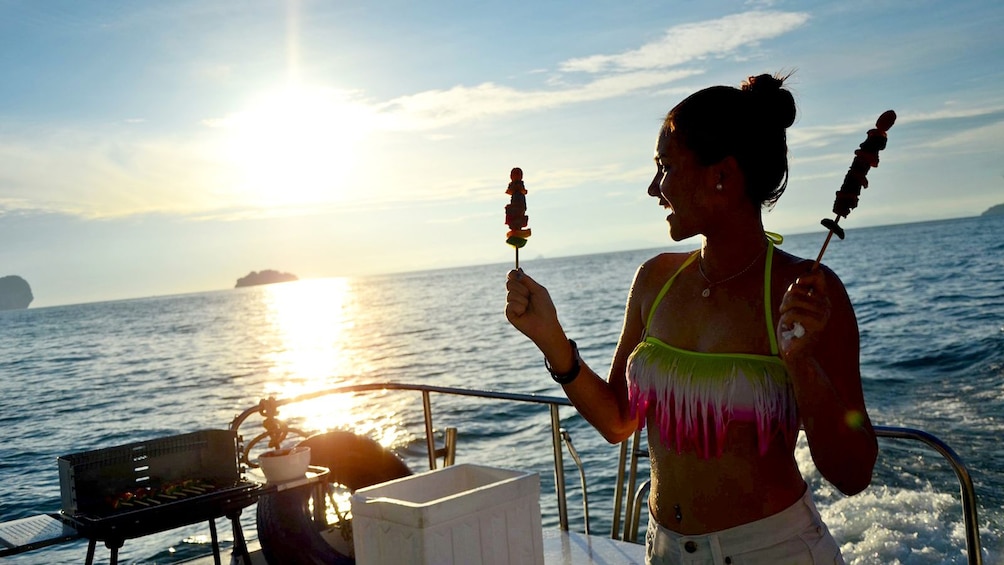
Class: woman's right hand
505,269,562,345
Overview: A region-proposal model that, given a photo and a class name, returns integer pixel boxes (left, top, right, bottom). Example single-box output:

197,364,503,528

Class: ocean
1,214,1002,564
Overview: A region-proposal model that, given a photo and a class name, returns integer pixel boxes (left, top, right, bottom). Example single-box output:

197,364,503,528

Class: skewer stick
812,215,840,270
810,110,897,271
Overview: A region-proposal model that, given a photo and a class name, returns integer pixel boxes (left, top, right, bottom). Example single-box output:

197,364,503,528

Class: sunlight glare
225,84,375,208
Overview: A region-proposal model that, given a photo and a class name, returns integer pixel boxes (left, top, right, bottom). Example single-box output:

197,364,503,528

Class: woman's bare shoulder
634,250,696,290
624,250,696,332
771,247,851,299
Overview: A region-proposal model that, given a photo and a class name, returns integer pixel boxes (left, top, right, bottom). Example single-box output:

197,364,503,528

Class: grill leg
104,539,123,565
209,519,221,565
85,539,96,565
228,510,251,565
312,482,327,525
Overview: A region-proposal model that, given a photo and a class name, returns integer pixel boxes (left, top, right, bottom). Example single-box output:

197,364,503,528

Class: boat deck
183,530,647,565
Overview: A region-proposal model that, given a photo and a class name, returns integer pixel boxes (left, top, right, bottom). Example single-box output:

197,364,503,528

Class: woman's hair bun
742,73,796,129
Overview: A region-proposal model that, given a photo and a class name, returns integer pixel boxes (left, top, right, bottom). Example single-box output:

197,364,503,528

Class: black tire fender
256,431,412,565
298,431,412,490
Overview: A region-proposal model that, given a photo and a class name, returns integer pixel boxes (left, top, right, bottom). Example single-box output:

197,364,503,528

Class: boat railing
228,382,983,565
229,385,582,529
872,425,984,565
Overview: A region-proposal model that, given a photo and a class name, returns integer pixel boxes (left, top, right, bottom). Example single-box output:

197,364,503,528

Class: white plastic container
350,463,544,565
257,446,311,483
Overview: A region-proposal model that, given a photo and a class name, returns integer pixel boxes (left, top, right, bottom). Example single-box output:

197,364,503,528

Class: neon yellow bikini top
625,239,798,459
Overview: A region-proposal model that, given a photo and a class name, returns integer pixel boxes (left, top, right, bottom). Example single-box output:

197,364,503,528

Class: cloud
373,10,808,132
378,69,701,130
559,11,809,74
790,103,1004,160
900,103,1004,143
0,127,233,218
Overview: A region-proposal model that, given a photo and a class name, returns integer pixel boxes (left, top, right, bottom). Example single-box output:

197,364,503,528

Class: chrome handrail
628,479,650,543
614,425,985,564
229,382,579,531
560,429,590,535
873,425,984,565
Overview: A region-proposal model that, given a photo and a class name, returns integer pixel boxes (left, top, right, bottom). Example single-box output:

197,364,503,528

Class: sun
224,84,375,208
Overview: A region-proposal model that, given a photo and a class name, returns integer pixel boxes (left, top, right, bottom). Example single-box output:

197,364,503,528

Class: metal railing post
610,439,629,539
550,404,569,530
422,390,436,470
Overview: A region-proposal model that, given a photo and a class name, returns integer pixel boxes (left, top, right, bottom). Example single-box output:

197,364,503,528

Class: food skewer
505,167,531,269
784,110,896,342
812,110,897,270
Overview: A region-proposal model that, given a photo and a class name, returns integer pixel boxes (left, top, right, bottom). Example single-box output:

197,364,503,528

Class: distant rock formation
235,270,299,288
0,275,33,310
982,203,1004,216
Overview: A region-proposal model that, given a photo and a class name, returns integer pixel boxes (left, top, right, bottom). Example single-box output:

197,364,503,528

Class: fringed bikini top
625,239,798,459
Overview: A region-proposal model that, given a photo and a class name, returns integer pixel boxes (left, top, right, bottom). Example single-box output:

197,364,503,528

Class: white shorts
645,488,844,564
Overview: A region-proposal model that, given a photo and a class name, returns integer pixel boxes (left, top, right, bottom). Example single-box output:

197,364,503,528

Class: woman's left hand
777,268,832,361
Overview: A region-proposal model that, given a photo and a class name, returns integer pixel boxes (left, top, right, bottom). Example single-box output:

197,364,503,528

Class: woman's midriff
646,420,806,535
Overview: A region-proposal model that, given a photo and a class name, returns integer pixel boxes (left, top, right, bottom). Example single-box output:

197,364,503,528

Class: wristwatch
545,339,581,385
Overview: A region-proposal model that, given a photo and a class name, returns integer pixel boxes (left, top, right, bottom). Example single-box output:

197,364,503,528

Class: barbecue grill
57,429,262,565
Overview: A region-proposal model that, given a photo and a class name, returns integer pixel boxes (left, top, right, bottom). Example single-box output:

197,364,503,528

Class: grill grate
56,430,261,542
58,429,241,517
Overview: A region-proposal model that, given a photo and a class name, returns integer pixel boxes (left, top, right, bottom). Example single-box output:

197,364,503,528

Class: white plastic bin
350,463,544,565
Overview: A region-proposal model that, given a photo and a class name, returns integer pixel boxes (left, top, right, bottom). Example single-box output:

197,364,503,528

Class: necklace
697,245,767,298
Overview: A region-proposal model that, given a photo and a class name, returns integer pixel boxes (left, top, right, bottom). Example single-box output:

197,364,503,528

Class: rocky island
982,203,1004,216
0,275,34,310
235,270,299,288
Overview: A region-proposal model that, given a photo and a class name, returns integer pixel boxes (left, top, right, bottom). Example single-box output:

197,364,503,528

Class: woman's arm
778,266,878,495
505,265,648,444
560,264,651,444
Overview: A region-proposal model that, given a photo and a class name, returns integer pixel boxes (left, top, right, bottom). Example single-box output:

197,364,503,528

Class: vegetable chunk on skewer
505,167,530,267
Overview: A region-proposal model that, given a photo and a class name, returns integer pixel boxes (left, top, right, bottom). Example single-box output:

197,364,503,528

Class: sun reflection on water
261,277,355,386
256,278,411,451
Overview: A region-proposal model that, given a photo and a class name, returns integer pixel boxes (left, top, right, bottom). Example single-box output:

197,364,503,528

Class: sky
2,1,1002,308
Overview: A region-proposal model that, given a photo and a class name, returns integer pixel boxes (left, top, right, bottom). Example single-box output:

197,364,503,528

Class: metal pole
550,404,569,530
422,391,437,470
610,439,629,539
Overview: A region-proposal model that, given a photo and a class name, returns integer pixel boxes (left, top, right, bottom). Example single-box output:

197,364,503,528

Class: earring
715,183,723,191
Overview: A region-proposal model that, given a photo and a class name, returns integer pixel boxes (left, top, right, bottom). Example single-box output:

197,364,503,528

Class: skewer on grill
106,479,215,511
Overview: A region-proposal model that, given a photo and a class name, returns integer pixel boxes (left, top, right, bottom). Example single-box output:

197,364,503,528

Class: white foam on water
825,486,963,564
794,434,992,564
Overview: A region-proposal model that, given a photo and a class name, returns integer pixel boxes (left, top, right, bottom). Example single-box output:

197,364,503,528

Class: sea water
1,215,1001,564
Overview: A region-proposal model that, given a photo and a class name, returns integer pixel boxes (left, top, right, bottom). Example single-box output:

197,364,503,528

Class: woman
505,73,877,564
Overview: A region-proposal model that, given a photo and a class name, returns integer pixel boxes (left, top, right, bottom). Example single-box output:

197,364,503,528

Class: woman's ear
715,155,743,192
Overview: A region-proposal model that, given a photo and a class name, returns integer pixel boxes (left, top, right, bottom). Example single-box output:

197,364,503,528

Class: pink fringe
627,342,797,459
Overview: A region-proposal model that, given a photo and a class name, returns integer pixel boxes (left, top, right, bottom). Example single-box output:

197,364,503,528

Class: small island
235,270,299,288
0,275,34,310
981,203,1004,216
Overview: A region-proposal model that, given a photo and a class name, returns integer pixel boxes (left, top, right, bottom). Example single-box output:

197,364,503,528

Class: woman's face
648,131,716,241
